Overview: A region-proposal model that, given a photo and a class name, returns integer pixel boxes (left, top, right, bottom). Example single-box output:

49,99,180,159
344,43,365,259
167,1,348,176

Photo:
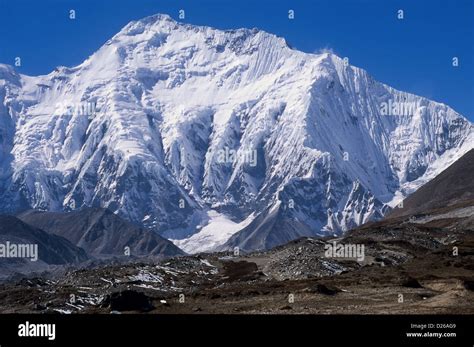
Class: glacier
0,14,472,252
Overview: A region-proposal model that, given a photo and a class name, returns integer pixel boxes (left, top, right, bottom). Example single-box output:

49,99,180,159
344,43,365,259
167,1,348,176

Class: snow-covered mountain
0,14,472,252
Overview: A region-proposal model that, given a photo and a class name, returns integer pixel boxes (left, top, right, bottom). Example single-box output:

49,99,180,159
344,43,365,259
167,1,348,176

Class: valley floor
0,222,473,314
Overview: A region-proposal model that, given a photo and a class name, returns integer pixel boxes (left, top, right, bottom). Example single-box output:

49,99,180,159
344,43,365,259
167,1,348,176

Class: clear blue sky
1,0,473,120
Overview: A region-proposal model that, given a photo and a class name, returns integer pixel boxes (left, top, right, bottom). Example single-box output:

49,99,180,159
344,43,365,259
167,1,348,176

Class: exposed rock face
17,208,185,258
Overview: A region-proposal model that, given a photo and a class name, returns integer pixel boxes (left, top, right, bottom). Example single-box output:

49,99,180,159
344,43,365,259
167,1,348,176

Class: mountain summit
0,14,472,252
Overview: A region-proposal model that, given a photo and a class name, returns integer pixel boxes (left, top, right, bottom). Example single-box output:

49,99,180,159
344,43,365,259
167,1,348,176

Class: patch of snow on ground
129,270,163,283
171,210,254,254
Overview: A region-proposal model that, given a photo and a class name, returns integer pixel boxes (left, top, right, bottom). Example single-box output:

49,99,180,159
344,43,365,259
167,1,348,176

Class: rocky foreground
1,214,473,314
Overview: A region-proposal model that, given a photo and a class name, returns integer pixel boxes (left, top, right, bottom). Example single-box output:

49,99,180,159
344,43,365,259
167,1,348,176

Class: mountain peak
138,13,175,24
123,13,175,30
0,13,472,253
110,13,291,57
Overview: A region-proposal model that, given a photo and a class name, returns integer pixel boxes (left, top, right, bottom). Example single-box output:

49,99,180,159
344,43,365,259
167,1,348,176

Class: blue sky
1,0,472,120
